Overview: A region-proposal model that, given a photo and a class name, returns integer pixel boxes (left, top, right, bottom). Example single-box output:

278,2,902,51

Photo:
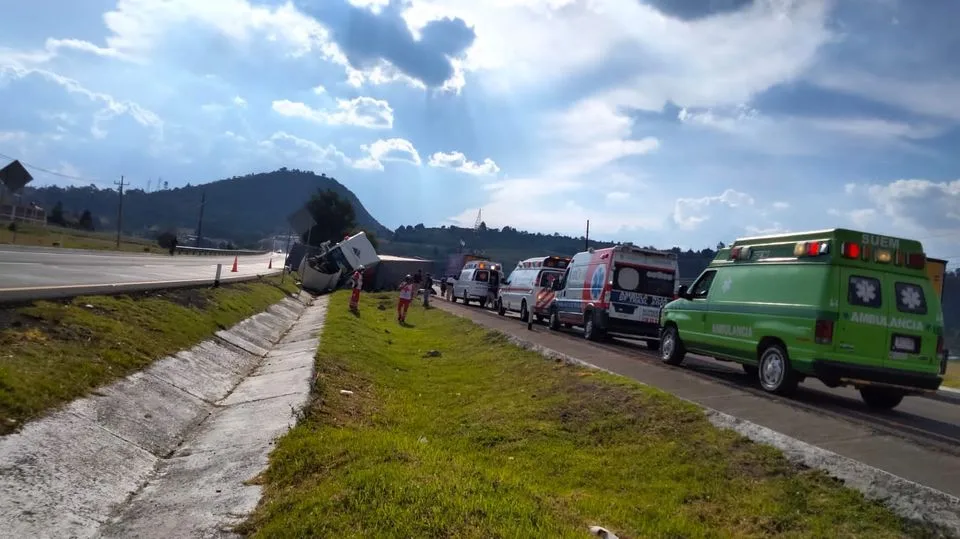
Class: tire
860,387,905,410
497,299,506,316
757,343,799,396
584,311,602,341
549,309,561,331
742,364,759,378
659,325,685,365
520,301,529,322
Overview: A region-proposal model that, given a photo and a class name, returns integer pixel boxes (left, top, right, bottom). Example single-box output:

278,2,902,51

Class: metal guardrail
173,245,269,256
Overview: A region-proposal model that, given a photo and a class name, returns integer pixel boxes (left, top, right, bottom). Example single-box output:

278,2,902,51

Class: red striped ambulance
497,256,571,322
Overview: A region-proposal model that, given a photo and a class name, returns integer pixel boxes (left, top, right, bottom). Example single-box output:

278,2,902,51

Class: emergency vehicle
451,260,503,308
547,243,679,346
659,228,946,410
497,256,571,322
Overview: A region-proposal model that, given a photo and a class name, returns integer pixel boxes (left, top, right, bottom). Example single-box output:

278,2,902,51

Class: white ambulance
451,260,503,308
497,256,571,322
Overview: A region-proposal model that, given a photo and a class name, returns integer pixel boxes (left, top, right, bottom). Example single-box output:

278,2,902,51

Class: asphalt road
434,297,960,498
0,246,282,291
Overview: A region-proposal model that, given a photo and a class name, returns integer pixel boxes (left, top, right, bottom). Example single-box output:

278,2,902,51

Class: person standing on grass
397,275,415,322
349,265,364,311
422,273,434,308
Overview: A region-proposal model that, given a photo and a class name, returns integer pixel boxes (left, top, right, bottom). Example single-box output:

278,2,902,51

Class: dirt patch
308,355,379,429
142,286,213,310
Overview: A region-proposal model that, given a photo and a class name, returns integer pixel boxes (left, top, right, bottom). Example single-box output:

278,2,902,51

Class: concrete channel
0,293,328,539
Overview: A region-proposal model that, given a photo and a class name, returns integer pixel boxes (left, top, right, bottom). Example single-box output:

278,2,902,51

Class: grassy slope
0,276,299,434
243,291,936,539
0,223,158,253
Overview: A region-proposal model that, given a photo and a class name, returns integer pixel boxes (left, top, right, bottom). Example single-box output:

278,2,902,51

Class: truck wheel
497,299,506,316
757,343,799,396
859,387,905,410
549,309,561,331
659,325,685,365
520,301,529,322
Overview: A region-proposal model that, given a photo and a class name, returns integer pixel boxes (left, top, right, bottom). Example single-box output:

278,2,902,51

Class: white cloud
673,189,755,230
353,138,421,171
233,96,247,107
772,201,790,210
272,96,394,129
845,179,960,234
312,85,327,95
257,131,349,168
428,151,500,175
812,70,960,122
541,98,660,178
0,65,163,140
606,191,630,203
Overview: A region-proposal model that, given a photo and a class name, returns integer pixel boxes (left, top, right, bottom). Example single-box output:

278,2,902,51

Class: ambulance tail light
814,319,834,345
840,242,861,259
906,253,926,270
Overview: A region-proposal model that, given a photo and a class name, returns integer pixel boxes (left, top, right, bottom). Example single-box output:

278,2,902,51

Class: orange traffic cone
268,258,273,269
231,256,238,273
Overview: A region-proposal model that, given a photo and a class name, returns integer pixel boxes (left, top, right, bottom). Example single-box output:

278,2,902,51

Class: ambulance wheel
757,343,799,396
549,309,561,331
859,387,904,410
659,325,685,365
520,301,529,322
583,311,603,341
497,299,506,316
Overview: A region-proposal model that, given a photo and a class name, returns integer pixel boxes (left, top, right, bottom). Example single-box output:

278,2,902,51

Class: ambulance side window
894,282,927,315
847,275,881,308
689,270,716,299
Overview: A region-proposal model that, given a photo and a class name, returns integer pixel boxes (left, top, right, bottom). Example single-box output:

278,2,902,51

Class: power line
0,151,99,184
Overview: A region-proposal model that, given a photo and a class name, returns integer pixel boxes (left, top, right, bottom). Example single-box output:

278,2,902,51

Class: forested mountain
22,168,390,246
378,223,719,281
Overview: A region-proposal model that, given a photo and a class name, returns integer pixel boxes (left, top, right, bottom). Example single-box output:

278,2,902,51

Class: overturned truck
298,232,380,293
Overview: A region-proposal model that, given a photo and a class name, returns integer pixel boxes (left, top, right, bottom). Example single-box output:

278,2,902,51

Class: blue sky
1,0,959,263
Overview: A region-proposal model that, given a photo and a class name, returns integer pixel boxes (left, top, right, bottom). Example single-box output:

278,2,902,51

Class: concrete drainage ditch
0,293,329,539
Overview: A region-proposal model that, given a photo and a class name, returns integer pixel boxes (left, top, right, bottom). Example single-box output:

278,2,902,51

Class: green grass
0,222,158,253
0,275,300,434
243,291,938,539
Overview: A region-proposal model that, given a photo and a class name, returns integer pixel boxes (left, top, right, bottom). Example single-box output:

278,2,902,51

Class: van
659,228,946,410
451,260,503,308
547,243,680,346
497,256,571,322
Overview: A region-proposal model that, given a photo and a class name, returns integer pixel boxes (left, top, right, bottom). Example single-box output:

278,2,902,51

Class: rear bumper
811,360,943,392
598,312,660,338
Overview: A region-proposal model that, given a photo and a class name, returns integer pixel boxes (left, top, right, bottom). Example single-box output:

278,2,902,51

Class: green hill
22,168,391,246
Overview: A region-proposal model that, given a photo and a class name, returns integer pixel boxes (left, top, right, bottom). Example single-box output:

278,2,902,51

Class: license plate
892,335,917,353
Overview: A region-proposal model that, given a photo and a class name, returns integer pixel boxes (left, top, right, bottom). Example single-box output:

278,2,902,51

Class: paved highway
435,298,960,499
0,246,282,291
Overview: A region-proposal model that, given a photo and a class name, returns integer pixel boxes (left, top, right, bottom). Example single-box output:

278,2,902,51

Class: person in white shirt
397,275,415,322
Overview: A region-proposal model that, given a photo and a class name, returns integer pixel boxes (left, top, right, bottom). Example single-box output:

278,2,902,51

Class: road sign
0,160,33,192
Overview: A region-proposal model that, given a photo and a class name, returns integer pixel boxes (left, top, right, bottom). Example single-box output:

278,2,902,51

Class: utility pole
585,219,590,251
114,176,125,248
195,190,206,247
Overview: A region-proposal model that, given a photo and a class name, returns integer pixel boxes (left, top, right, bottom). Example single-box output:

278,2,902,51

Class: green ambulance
659,228,947,410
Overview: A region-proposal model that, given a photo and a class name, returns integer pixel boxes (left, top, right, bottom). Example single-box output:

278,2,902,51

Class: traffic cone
231,256,238,273
268,258,273,269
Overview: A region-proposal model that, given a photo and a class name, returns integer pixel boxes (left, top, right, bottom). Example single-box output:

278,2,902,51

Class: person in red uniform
349,265,364,311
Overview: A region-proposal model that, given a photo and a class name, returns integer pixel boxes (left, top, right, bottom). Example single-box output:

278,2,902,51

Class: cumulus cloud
353,138,422,170
673,189,755,230
272,96,394,128
257,131,349,168
428,151,499,175
846,179,960,233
